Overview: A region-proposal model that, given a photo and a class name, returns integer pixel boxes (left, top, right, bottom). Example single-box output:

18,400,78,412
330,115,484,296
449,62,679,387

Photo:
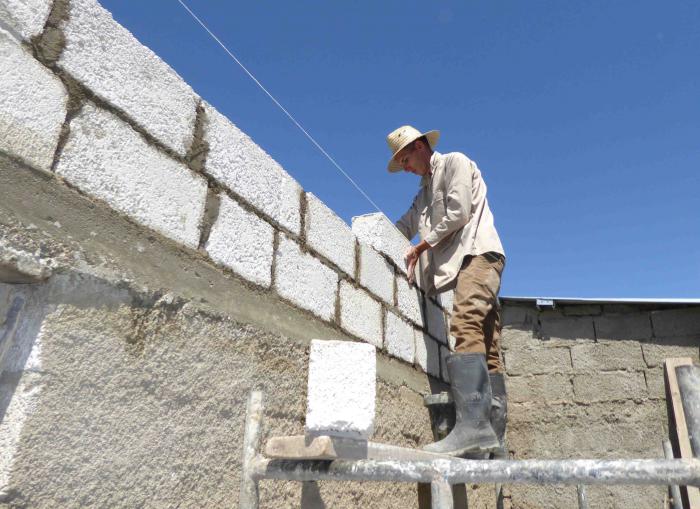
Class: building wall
501,300,700,508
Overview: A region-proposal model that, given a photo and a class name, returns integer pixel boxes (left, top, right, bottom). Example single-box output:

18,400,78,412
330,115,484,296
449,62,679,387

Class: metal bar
250,457,700,487
239,391,264,509
664,439,683,509
576,484,588,509
431,479,454,509
677,365,700,458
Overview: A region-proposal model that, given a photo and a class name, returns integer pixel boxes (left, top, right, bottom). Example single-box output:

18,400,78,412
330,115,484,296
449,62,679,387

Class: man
388,125,507,456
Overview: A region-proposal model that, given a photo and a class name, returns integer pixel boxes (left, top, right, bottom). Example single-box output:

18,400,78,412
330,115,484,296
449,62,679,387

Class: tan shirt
396,151,504,295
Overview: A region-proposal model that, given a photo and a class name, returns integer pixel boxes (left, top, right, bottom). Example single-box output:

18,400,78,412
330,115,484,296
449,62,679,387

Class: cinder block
395,276,423,327
573,371,647,403
0,31,67,172
0,0,52,40
594,312,652,341
425,299,447,344
507,374,574,403
570,341,645,371
274,234,338,322
561,304,602,316
203,104,301,234
59,0,198,156
539,311,595,341
305,339,376,439
641,340,699,368
504,347,572,376
55,104,206,248
415,329,440,378
358,242,393,305
585,485,665,509
501,303,538,330
305,193,355,275
339,282,382,347
352,213,410,275
651,307,700,338
501,329,540,351
436,290,454,315
205,194,274,288
384,310,414,364
644,368,666,399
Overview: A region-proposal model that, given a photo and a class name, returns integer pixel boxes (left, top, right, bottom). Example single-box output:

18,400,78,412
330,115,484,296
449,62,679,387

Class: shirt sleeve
423,153,473,246
395,191,421,240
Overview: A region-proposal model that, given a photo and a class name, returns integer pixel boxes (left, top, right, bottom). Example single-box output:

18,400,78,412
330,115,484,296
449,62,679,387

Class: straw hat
386,125,440,172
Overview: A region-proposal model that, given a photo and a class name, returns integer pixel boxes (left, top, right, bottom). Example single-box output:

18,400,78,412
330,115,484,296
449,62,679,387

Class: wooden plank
665,357,700,508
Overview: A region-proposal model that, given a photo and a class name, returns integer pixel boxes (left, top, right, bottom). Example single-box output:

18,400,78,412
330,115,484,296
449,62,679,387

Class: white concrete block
58,0,197,156
0,0,52,41
203,103,301,234
426,299,448,344
396,276,423,327
205,194,274,288
438,290,454,316
305,193,355,275
415,329,440,378
339,282,382,347
0,30,67,172
306,339,376,439
352,213,410,275
384,310,414,364
358,242,393,305
54,103,206,248
275,234,338,321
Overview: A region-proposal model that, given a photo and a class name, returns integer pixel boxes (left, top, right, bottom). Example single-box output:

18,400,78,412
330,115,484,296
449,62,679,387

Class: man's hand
404,240,430,285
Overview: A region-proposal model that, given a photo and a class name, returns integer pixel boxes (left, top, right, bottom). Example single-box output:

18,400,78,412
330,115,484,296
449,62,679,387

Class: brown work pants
450,252,505,373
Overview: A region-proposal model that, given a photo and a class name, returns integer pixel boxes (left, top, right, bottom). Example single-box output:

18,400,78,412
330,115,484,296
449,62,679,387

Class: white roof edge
502,296,700,305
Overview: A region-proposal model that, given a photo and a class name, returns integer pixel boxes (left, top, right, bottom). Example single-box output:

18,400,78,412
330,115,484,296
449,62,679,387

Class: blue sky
100,1,699,298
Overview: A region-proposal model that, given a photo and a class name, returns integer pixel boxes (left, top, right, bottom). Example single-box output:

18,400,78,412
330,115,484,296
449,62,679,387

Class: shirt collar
421,151,441,187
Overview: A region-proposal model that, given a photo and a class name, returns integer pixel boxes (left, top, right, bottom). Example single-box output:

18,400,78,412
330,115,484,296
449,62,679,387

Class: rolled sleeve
424,154,472,246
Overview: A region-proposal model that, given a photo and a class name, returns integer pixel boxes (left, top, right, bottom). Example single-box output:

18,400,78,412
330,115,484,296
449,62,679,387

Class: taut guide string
176,0,395,221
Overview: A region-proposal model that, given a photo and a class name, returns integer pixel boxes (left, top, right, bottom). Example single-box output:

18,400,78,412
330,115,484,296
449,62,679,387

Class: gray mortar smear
30,0,70,66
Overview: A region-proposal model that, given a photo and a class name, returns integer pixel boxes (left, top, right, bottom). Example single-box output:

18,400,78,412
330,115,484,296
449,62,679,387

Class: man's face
394,140,430,176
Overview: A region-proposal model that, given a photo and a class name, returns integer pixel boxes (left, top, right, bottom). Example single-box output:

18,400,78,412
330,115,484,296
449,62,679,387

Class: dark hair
411,135,431,151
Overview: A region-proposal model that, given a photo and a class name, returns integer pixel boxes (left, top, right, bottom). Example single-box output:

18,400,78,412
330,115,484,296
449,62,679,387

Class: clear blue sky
100,1,699,298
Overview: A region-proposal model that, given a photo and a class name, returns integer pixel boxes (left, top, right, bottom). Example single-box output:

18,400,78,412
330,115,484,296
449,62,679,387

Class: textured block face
306,339,376,439
352,213,410,275
274,235,338,321
437,290,454,315
358,242,393,305
0,31,67,172
651,307,700,338
54,104,207,248
305,193,355,275
396,276,423,327
339,282,382,347
425,299,448,344
203,104,301,234
0,0,52,40
415,330,440,378
59,0,197,156
205,195,274,288
384,311,414,363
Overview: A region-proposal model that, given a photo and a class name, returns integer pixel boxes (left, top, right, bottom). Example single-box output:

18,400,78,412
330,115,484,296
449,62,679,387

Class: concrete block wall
0,0,454,381
500,299,700,508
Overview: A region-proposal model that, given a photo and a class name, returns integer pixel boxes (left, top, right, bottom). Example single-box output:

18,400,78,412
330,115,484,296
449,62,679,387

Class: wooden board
665,357,700,508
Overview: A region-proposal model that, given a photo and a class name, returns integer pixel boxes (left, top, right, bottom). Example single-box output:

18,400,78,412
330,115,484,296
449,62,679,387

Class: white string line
175,0,386,216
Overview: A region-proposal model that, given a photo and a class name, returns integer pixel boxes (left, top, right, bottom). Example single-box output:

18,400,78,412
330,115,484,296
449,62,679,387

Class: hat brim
387,130,440,172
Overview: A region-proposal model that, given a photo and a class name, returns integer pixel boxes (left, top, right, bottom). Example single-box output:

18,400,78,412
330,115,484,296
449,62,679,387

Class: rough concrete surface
59,0,198,156
339,282,382,348
205,194,274,288
396,275,424,328
203,103,301,235
358,242,394,305
0,29,67,172
415,330,440,379
352,213,410,276
0,0,51,41
0,158,463,508
305,193,355,276
384,310,415,364
55,103,207,249
305,340,376,439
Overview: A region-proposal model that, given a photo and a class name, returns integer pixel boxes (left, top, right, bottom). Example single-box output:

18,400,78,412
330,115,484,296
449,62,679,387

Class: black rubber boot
423,353,500,456
489,372,508,458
